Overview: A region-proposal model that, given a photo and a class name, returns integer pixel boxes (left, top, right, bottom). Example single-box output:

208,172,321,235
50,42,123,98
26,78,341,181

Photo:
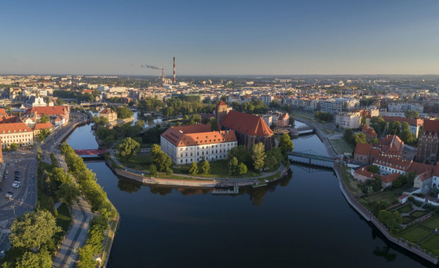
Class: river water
66,121,430,268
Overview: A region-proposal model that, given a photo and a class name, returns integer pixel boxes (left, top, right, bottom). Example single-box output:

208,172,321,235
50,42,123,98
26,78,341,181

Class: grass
410,210,429,218
338,164,362,196
422,216,439,230
330,139,353,155
397,204,414,214
422,235,439,251
37,161,55,211
402,216,415,224
117,154,151,171
102,218,118,266
399,226,431,243
54,203,72,242
173,160,262,178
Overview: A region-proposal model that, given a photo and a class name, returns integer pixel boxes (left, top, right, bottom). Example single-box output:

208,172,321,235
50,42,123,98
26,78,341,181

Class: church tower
215,101,229,129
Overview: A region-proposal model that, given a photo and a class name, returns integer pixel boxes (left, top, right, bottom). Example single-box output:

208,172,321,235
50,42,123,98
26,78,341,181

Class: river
65,121,431,268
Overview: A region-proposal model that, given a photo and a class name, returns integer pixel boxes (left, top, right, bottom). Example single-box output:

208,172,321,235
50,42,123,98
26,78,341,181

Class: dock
212,182,239,195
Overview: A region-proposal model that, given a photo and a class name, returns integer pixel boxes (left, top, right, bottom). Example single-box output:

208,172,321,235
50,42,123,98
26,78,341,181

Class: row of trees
188,159,211,176
112,105,133,119
77,215,109,268
314,111,333,122
231,100,268,114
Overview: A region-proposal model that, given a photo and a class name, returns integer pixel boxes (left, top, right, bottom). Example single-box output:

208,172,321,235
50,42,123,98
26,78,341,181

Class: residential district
2,74,439,266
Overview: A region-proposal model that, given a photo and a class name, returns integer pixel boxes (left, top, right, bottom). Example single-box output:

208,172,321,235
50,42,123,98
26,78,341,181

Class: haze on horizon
1,0,439,76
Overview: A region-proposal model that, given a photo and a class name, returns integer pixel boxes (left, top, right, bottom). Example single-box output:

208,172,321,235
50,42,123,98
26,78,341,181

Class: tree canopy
118,137,140,160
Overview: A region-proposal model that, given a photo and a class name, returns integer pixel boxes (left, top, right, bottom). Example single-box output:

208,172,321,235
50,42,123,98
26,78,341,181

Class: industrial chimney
173,57,176,84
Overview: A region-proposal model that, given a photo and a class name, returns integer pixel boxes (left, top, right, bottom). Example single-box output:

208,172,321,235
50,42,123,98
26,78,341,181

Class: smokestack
173,57,176,84
161,68,165,85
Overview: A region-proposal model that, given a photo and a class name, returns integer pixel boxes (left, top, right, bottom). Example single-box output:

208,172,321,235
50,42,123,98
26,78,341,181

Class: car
5,170,8,174
14,178,20,182
12,183,20,188
5,192,13,199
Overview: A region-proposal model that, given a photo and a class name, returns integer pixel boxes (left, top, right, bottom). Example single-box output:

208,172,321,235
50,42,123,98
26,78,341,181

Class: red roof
424,119,439,133
30,106,67,116
161,124,237,147
218,101,227,106
221,110,273,137
381,173,400,184
34,122,53,130
0,122,32,133
382,116,423,127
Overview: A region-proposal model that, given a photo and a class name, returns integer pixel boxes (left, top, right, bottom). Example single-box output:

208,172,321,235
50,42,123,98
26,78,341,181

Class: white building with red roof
161,124,237,164
29,105,70,127
0,122,34,148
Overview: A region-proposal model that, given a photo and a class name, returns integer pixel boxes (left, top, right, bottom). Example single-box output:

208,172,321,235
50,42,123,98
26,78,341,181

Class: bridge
288,150,335,168
74,149,107,156
79,102,107,107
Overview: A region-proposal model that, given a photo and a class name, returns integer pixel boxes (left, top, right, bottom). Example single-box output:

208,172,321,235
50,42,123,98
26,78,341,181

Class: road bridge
288,150,335,168
74,149,107,156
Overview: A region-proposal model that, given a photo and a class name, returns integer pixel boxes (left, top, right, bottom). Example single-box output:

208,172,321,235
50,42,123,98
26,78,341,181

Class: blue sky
1,0,439,75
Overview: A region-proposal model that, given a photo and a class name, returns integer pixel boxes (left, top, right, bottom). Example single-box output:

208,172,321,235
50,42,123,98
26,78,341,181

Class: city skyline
1,0,439,75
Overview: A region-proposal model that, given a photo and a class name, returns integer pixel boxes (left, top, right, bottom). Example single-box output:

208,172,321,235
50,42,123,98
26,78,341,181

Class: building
335,112,360,129
29,105,70,127
381,116,423,138
277,113,289,127
417,119,439,164
216,102,275,150
100,108,117,122
320,98,359,114
160,124,237,164
388,102,424,113
353,135,404,164
362,126,377,141
33,122,54,136
260,95,273,105
0,122,34,148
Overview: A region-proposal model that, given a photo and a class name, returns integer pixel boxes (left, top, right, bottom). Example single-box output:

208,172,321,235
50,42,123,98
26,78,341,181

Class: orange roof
354,143,372,155
30,106,67,116
0,116,19,124
373,156,412,172
381,173,400,184
161,124,237,147
34,122,53,130
354,167,376,178
0,122,32,133
362,126,377,138
221,110,273,137
100,108,115,114
217,101,227,106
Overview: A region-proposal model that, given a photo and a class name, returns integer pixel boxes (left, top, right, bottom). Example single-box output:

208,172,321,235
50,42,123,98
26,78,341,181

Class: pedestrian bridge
74,149,107,156
288,150,335,168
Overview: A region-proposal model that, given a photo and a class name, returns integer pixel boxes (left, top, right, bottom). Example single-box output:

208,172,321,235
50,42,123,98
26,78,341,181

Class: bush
423,204,436,211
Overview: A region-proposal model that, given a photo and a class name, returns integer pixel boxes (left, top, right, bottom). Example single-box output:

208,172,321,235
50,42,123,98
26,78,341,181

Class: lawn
330,139,353,155
402,216,415,224
399,226,431,243
410,210,430,218
368,191,398,204
54,203,72,242
173,160,262,178
397,204,414,214
338,164,362,196
422,234,439,251
117,154,151,171
422,216,439,230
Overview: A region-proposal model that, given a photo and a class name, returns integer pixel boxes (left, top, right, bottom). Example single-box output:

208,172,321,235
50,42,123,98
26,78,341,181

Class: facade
29,105,70,127
335,112,360,129
100,108,117,122
353,135,404,164
0,122,34,148
216,102,276,151
260,95,273,105
382,116,423,138
320,98,359,114
388,102,424,113
34,122,54,136
417,120,439,164
362,126,377,141
160,124,237,164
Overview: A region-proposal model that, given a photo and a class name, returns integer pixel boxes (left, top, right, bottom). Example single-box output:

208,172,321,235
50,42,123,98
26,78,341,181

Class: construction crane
141,64,164,84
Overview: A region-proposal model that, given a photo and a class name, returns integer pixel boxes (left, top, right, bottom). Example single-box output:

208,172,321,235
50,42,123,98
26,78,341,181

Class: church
215,101,275,151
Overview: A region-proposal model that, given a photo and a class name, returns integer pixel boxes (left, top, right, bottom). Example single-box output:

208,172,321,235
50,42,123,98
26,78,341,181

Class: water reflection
373,246,397,262
117,179,142,193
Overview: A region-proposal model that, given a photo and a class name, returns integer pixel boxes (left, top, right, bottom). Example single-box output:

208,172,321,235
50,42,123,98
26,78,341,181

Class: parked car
12,183,20,188
5,192,13,199
5,170,8,174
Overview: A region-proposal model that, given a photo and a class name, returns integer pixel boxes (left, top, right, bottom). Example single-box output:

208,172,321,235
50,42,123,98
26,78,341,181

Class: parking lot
0,163,25,206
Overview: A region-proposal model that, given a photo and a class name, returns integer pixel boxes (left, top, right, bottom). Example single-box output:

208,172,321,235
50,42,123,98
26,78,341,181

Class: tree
150,164,157,176
354,133,367,145
401,122,413,143
360,115,366,126
372,176,382,192
189,161,198,175
370,116,387,136
10,143,18,151
367,165,379,173
56,99,64,105
343,128,354,145
166,167,173,175
378,210,402,233
77,244,97,268
16,250,52,268
201,160,210,175
92,116,108,126
238,162,248,175
57,183,80,206
40,114,50,123
135,120,145,128
10,210,61,250
228,157,239,175
252,142,266,172
155,152,172,172
279,133,294,156
113,105,133,119
118,137,140,160
228,145,251,165
405,110,419,119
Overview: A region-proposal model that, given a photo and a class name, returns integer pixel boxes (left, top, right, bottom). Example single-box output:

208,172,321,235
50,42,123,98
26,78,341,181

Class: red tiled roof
0,122,32,133
221,110,273,137
381,173,400,183
34,122,53,130
424,119,439,133
354,167,376,178
161,124,237,147
354,143,372,155
373,156,412,172
30,106,67,116
218,101,227,106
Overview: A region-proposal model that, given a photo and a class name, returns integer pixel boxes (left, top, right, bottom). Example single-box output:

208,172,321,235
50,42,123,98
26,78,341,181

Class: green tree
10,210,61,250
238,162,248,175
150,164,157,176
370,116,387,136
189,161,198,175
388,121,402,135
56,182,80,206
228,145,251,165
228,157,239,175
252,142,266,172
10,143,18,151
401,122,413,143
360,115,366,126
343,128,354,145
56,98,64,105
354,133,367,145
166,167,173,175
279,133,294,156
92,116,108,126
16,250,52,268
117,137,140,160
113,105,133,119
367,165,379,173
378,210,402,234
40,114,50,123
405,110,419,119
77,244,97,268
201,160,210,175
135,120,145,128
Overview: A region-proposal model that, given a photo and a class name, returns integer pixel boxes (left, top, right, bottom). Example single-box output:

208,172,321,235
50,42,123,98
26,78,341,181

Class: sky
1,0,439,76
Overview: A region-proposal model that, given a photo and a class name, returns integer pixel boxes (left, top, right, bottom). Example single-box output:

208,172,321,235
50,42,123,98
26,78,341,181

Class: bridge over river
288,150,335,168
